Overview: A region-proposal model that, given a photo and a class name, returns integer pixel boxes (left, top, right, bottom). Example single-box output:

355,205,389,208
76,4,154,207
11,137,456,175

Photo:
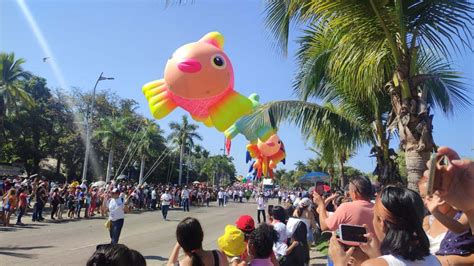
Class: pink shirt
325,200,375,234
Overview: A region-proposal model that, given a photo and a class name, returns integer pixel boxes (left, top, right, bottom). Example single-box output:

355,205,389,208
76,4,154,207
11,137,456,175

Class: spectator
2,188,17,227
108,188,125,244
314,176,375,234
235,215,255,262
161,188,172,220
287,197,316,246
270,206,288,260
218,188,225,207
167,217,227,266
424,146,474,232
217,225,246,264
181,186,190,212
16,187,28,225
257,193,266,223
419,181,474,264
237,223,279,266
281,221,309,266
87,243,146,266
329,186,440,266
50,188,60,220
32,183,47,222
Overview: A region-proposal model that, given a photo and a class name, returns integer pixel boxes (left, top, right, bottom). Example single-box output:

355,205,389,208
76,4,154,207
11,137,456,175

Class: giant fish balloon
246,134,286,179
142,32,253,132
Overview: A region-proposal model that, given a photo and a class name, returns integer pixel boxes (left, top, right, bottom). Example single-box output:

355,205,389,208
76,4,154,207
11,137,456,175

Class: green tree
0,52,33,136
94,116,130,182
168,115,202,185
263,0,472,190
137,121,165,185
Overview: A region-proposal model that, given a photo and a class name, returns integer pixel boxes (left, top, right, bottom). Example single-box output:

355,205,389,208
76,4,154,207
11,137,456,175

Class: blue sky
2,0,473,178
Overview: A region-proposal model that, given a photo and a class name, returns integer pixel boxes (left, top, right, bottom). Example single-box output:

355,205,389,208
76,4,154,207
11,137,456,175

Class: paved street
0,200,326,266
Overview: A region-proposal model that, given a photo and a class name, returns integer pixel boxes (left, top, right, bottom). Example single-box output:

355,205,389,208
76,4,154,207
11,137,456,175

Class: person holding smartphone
329,186,440,266
423,146,474,233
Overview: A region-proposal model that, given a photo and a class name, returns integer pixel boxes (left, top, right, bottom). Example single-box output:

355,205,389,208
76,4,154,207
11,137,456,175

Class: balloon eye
278,141,281,144
211,55,226,69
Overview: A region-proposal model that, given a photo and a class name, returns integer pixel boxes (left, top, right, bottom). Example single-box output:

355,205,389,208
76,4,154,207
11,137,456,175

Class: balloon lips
142,32,253,132
246,134,286,179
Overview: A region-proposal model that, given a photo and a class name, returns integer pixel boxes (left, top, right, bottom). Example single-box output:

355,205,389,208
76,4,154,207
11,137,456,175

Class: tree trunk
339,158,346,188
0,99,6,142
56,155,62,175
105,148,114,183
178,143,184,185
388,80,435,192
405,151,430,190
139,155,145,185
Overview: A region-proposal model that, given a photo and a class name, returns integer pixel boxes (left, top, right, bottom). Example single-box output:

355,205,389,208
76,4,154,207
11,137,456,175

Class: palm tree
168,115,202,185
263,0,472,190
94,116,129,182
137,121,165,185
0,52,33,123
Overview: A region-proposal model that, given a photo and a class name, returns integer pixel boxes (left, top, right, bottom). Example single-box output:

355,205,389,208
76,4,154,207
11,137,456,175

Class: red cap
235,215,255,233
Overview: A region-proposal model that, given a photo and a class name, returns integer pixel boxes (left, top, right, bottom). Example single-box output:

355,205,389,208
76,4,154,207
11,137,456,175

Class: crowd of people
3,146,474,266
0,175,260,227
103,146,474,266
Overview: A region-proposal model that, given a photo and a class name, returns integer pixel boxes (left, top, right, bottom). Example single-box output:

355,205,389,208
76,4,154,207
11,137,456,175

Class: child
67,192,75,219
233,223,278,266
281,221,309,266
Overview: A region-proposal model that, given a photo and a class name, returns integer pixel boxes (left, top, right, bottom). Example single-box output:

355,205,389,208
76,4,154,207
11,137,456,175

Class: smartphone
338,224,367,246
427,153,437,196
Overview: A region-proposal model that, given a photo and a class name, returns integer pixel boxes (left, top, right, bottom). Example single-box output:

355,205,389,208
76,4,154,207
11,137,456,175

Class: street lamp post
81,72,114,182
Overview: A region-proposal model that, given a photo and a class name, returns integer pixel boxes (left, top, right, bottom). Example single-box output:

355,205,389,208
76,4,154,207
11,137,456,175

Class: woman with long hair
167,217,227,266
329,186,441,266
281,221,309,266
3,188,17,227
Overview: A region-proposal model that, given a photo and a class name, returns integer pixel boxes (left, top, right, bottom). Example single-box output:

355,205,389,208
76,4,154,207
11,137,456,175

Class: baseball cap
235,215,255,233
112,188,120,193
217,225,246,257
299,197,311,208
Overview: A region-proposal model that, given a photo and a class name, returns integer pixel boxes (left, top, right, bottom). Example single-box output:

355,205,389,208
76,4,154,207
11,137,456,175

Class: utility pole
81,72,114,182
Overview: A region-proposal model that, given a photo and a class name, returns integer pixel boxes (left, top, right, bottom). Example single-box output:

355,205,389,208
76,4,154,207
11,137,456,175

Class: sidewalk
310,247,328,265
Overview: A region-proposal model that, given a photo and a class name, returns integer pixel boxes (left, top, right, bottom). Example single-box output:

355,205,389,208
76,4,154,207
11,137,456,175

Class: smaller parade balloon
242,178,247,183
246,134,286,179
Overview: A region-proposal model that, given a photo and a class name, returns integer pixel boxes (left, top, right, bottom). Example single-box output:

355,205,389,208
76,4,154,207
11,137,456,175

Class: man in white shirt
151,189,157,210
181,186,190,212
217,189,224,207
256,193,266,223
160,188,172,220
108,188,125,244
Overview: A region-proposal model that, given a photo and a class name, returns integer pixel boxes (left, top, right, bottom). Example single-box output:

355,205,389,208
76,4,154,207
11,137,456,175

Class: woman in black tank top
167,217,226,266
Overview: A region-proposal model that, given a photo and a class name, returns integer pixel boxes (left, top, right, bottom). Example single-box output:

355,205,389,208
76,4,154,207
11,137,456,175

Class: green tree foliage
0,59,233,184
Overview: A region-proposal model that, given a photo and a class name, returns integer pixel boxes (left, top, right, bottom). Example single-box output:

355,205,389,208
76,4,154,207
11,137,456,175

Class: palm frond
416,52,472,114
247,100,367,148
406,0,474,58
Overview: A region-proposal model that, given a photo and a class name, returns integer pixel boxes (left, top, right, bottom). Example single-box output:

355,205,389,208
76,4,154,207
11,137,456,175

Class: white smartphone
427,153,437,196
337,224,367,246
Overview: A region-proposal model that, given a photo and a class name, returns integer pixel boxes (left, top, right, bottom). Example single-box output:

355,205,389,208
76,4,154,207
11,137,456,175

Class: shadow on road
0,245,54,250
0,250,38,259
0,245,54,259
144,255,168,261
